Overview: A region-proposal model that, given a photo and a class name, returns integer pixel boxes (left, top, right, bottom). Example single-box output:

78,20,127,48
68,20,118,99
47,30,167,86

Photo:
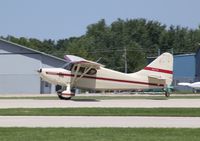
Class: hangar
173,50,200,91
0,38,66,94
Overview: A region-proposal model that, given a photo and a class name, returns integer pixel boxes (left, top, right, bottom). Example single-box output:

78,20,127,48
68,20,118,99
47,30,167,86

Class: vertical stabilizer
131,52,173,86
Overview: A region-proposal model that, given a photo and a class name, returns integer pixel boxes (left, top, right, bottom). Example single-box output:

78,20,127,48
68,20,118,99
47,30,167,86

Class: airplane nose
37,68,42,73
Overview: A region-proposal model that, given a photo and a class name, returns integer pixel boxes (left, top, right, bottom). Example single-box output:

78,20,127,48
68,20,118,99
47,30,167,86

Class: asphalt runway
0,99,200,108
1,98,200,128
0,116,200,128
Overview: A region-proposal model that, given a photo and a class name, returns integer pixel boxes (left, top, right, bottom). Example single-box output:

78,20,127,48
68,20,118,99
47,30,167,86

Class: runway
0,98,200,128
0,116,200,128
0,99,200,108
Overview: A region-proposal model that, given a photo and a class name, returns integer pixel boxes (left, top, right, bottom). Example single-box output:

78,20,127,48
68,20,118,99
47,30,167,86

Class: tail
131,52,173,86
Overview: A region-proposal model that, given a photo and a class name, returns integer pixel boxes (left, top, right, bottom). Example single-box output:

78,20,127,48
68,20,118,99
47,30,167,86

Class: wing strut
71,65,92,86
71,64,81,86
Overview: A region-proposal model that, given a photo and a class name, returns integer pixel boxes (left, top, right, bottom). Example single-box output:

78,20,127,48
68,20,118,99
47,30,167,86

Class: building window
45,82,49,87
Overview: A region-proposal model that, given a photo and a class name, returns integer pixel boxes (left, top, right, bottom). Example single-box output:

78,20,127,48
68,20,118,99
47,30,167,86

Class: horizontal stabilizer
148,75,165,80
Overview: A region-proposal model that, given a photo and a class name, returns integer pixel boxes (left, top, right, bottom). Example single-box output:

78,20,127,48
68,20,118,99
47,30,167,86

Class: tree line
1,18,200,73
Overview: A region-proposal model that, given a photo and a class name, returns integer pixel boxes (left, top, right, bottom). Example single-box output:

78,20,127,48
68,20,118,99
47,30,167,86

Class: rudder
131,52,173,86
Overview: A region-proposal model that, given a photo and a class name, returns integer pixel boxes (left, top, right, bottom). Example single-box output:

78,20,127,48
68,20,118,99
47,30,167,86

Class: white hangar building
0,38,66,94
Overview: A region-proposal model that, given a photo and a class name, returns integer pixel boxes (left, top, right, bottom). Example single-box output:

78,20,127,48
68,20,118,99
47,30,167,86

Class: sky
0,0,200,40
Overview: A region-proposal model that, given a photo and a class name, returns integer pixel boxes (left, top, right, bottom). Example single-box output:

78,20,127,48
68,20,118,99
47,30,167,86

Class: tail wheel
165,91,170,97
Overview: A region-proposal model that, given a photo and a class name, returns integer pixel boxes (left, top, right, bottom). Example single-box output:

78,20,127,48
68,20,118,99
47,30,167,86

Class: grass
0,128,200,141
1,108,200,116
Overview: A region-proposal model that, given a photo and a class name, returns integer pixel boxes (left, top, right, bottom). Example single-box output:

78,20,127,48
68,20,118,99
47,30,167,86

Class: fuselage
39,67,164,91
38,53,173,99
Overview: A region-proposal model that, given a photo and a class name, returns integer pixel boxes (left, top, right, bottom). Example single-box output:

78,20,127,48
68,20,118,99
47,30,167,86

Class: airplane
178,82,200,93
38,52,173,100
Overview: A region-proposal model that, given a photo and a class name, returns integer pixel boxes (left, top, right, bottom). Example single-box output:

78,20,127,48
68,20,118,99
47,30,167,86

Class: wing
64,55,104,69
178,82,191,86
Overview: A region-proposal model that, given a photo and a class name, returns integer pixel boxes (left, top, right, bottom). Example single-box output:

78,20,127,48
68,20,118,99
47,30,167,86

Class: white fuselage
39,67,165,91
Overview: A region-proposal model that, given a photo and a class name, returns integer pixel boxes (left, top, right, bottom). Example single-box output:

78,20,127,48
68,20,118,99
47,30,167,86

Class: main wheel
57,91,72,100
57,94,72,100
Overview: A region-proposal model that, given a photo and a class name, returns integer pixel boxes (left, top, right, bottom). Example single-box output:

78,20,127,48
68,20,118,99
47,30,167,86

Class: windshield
62,62,74,71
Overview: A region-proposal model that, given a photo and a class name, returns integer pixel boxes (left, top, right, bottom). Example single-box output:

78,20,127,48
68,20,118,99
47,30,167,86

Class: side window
45,82,49,87
64,63,74,71
73,66,97,75
87,68,97,75
73,66,85,73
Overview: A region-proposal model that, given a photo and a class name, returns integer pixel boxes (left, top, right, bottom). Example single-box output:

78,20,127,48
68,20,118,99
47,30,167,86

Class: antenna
96,57,102,63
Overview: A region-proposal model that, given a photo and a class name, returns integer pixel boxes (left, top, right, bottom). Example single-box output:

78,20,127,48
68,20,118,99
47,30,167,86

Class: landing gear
164,86,173,97
57,91,73,100
57,94,72,100
164,91,170,97
192,89,197,93
57,84,75,100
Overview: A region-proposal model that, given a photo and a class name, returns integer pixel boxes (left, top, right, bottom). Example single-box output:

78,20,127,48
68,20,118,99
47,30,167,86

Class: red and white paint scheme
38,52,173,100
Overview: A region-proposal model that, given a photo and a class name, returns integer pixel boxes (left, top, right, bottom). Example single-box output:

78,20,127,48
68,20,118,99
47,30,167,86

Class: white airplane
38,52,173,100
178,82,200,93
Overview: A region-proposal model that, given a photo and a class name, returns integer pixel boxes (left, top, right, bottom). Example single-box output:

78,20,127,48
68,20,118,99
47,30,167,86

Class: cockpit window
63,63,97,75
73,66,97,75
63,62,74,71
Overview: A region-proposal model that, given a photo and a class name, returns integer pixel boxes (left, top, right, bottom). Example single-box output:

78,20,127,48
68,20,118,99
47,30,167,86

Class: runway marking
0,116,200,128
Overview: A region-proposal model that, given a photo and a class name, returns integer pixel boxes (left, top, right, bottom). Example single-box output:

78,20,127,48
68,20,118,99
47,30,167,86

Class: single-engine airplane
38,52,173,100
178,82,200,93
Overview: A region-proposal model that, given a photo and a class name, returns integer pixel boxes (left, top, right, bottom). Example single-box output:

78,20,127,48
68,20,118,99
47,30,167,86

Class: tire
57,91,72,100
165,91,170,97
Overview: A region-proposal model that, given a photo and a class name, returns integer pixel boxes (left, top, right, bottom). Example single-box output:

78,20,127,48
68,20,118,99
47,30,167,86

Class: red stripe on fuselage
144,67,173,74
46,72,164,87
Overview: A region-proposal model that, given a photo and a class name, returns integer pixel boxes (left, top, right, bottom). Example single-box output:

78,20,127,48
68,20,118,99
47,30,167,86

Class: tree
2,18,200,72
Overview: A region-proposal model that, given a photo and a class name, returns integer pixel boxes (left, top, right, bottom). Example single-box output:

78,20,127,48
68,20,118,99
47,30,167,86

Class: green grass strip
1,108,200,116
0,128,200,141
